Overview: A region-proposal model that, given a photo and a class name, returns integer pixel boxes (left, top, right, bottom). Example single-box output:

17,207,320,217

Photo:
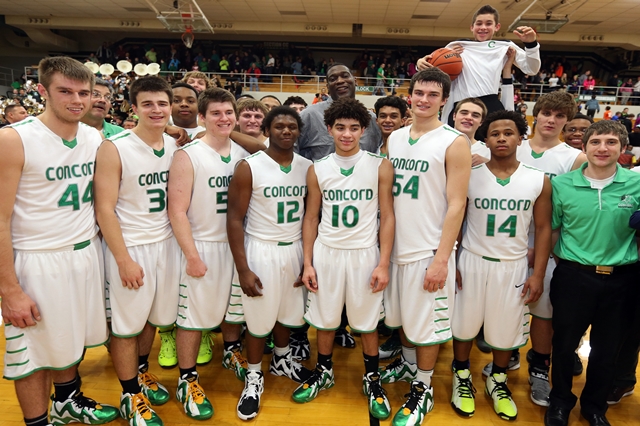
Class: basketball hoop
182,27,194,48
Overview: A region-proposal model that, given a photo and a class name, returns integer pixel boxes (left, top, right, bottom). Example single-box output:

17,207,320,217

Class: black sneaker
290,332,311,361
334,327,355,348
269,350,313,383
607,385,634,405
237,370,264,420
573,353,583,376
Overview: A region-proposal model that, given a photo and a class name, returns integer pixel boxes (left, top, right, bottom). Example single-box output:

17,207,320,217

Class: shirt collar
573,162,628,187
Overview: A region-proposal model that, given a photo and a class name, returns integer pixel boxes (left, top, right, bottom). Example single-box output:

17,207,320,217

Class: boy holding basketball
417,4,541,126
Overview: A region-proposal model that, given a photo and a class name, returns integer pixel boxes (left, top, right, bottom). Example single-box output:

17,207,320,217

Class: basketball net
181,5,195,48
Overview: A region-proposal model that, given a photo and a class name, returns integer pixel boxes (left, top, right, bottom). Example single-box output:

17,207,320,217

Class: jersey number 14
486,214,517,237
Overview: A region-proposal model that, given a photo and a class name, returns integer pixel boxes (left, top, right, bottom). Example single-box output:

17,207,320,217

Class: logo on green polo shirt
618,194,636,208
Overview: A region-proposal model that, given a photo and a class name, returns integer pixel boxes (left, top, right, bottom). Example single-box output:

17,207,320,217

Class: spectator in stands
612,111,622,121
548,74,559,91
123,117,137,129
219,55,229,72
145,47,157,63
585,95,600,119
633,76,640,106
3,104,28,124
583,75,596,95
248,63,261,91
578,69,590,85
260,95,281,111
396,60,407,85
622,113,635,133
96,42,112,65
283,95,307,113
375,63,386,95
265,53,275,82
618,142,637,168
603,106,612,120
629,125,640,147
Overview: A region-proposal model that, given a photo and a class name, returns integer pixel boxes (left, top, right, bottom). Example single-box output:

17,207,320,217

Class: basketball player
260,95,281,111
0,56,119,426
237,98,269,144
166,88,252,419
417,4,540,126
181,71,212,93
562,113,593,150
374,96,408,157
227,106,314,420
291,98,395,422
381,68,471,426
453,98,490,164
450,110,551,420
488,91,585,407
95,76,180,426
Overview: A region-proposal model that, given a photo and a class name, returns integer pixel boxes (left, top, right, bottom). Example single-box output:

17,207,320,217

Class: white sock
248,362,262,372
402,346,417,364
274,345,289,357
416,368,433,387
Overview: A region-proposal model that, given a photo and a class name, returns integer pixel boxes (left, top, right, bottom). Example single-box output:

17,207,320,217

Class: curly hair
323,97,370,128
478,110,529,140
261,106,303,133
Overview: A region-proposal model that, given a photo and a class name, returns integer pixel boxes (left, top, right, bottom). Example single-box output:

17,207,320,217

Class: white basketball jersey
181,139,249,242
471,141,491,159
244,151,312,243
517,139,580,179
462,163,545,260
10,117,101,250
388,125,462,263
110,131,178,247
180,125,205,140
315,152,383,249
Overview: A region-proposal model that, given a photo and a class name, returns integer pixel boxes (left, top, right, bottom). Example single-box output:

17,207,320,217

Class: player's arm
164,125,190,146
301,165,322,293
424,135,471,292
500,47,516,112
168,150,205,278
455,202,469,290
230,130,267,154
0,128,41,328
94,140,144,289
512,27,541,75
226,160,262,297
417,42,464,71
523,176,552,304
371,159,395,293
571,152,588,170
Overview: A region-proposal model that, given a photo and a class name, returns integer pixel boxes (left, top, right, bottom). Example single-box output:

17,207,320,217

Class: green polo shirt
102,120,124,139
552,163,640,266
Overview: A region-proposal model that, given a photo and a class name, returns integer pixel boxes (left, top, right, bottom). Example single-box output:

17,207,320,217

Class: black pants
612,281,640,388
587,109,596,119
549,261,636,415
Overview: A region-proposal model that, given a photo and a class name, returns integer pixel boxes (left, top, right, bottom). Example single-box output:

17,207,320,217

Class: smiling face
485,119,522,158
583,132,622,170
326,65,356,100
238,108,265,138
563,118,591,149
453,102,485,139
201,101,236,138
471,13,500,42
171,86,198,129
38,73,92,124
328,118,364,156
86,84,112,122
266,114,299,151
131,91,171,130
376,106,404,138
410,81,446,120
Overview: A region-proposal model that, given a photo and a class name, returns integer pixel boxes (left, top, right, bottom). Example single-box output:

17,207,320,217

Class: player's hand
514,26,536,43
416,55,434,71
522,275,543,304
118,258,145,289
165,125,191,146
186,256,207,278
423,259,448,292
0,286,41,328
301,265,318,293
471,154,489,166
504,47,516,69
449,44,464,55
239,269,263,297
455,268,463,291
370,265,390,293
527,248,535,268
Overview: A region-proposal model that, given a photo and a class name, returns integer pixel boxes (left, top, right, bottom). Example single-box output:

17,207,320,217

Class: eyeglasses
92,91,114,103
566,127,589,133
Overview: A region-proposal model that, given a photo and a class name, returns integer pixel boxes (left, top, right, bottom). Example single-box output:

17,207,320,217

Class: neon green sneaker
222,342,248,381
157,327,177,369
176,373,213,420
49,390,119,424
451,369,476,417
392,380,434,426
292,365,335,403
363,372,391,420
196,331,215,366
119,392,163,426
138,369,170,406
379,355,417,384
486,373,518,421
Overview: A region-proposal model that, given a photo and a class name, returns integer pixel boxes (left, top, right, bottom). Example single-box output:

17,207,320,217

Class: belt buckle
595,265,613,275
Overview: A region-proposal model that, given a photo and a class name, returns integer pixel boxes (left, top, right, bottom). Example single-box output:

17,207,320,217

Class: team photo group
1,4,639,426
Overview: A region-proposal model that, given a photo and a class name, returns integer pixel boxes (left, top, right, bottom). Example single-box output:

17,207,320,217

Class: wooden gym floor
0,327,638,425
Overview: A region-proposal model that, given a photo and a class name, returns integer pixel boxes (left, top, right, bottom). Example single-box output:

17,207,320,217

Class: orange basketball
428,48,463,81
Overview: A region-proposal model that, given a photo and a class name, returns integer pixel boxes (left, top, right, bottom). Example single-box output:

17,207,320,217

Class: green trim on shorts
304,317,339,332
246,330,272,338
177,314,187,320
85,337,109,349
224,320,246,325
277,242,293,246
5,333,24,340
383,324,403,330
405,334,452,347
3,357,83,381
434,307,448,312
228,303,243,307
452,336,475,342
485,338,529,351
482,256,501,262
530,313,552,320
232,283,241,288
435,297,448,301
6,347,27,354
176,324,219,331
434,318,449,323
110,330,144,338
279,322,306,329
350,327,377,334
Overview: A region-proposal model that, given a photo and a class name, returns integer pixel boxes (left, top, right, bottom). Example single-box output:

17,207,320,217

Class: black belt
559,259,637,275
